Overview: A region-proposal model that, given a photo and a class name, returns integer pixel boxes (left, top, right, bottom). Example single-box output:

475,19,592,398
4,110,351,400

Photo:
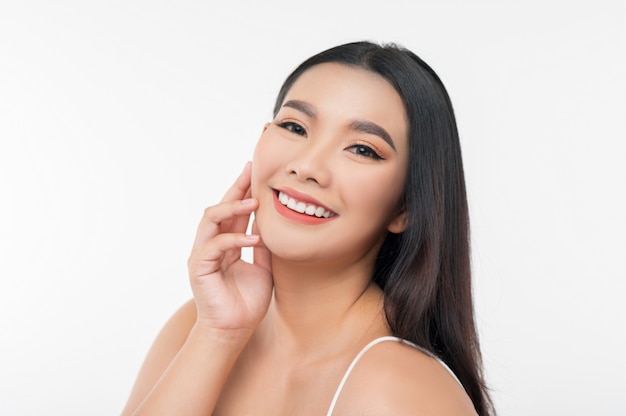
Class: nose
284,139,332,187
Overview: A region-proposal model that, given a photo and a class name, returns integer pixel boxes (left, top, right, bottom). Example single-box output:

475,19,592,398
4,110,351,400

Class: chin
259,228,321,262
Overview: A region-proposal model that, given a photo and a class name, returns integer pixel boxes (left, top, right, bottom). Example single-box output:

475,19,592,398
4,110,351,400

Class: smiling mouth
277,191,336,218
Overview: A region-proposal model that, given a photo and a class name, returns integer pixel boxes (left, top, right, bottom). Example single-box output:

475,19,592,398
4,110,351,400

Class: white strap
326,336,462,416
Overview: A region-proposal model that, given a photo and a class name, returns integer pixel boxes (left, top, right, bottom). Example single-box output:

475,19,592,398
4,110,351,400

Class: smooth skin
122,64,477,416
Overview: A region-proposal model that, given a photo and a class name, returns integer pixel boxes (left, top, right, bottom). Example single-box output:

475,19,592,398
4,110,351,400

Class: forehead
281,63,408,145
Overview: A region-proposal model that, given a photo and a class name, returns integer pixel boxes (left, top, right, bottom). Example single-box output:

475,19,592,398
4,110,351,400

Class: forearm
130,325,250,416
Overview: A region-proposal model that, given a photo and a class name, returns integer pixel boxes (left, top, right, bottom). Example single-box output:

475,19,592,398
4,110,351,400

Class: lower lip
272,192,336,225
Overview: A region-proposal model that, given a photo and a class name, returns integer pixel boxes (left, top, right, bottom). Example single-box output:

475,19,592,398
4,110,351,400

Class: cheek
250,133,273,198
344,171,405,222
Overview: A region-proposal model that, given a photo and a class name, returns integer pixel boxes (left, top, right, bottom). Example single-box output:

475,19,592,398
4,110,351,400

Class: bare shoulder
335,339,477,416
138,299,198,364
121,299,197,415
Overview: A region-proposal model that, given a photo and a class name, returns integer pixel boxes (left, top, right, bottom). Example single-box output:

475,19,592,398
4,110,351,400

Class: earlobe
387,208,408,234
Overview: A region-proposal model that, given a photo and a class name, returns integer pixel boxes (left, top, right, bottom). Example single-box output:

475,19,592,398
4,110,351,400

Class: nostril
286,158,329,186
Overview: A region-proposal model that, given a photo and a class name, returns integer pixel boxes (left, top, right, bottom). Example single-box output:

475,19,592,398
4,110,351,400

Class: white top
326,336,462,416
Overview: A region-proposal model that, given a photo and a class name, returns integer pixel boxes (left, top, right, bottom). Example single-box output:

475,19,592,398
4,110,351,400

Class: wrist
188,322,254,348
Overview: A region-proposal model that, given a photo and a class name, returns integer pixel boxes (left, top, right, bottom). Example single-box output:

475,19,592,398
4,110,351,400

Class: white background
1,1,625,414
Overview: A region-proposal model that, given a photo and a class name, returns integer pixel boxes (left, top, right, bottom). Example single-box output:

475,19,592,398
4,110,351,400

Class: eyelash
276,121,384,160
346,143,384,160
277,121,307,137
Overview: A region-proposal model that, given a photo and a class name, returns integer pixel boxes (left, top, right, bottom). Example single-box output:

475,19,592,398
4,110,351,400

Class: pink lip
272,187,337,225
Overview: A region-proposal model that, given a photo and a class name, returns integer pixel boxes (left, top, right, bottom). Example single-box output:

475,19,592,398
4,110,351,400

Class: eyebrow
282,100,317,119
281,99,397,152
349,120,396,152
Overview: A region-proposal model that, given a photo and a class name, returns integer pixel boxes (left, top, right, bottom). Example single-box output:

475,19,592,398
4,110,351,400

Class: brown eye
347,144,383,160
278,121,307,137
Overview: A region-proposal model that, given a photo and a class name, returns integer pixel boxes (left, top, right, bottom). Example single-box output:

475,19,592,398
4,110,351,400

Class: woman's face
251,63,409,266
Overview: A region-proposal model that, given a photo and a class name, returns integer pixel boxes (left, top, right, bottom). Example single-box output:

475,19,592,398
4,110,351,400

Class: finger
228,187,254,235
188,232,260,278
252,220,272,273
193,198,258,249
220,161,252,204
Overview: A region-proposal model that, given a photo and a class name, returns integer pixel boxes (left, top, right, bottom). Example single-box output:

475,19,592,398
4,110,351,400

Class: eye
278,121,307,137
346,144,383,160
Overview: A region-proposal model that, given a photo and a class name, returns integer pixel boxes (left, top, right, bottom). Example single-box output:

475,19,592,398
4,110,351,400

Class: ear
387,206,408,234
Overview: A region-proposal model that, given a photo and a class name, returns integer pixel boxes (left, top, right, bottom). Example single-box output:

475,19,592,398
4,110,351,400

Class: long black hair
273,41,494,415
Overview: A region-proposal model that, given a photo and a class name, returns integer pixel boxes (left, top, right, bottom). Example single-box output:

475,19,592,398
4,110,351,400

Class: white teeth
278,191,333,218
295,202,306,213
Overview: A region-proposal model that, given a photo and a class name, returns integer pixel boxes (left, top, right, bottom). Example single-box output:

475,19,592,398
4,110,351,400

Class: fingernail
244,234,260,242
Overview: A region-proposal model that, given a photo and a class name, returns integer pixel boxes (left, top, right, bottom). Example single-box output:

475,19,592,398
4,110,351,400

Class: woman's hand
187,162,273,336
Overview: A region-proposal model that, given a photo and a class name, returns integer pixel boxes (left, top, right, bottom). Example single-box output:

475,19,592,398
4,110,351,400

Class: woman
122,41,494,415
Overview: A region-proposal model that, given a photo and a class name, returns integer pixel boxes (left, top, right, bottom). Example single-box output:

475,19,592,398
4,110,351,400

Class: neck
254,255,389,359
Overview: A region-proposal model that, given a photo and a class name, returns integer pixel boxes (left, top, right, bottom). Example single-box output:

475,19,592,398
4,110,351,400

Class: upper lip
273,187,337,215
